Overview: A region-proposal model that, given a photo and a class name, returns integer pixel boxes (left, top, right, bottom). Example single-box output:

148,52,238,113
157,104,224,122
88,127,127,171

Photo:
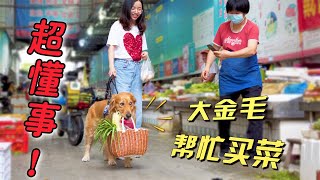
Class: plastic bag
141,58,155,82
283,82,308,94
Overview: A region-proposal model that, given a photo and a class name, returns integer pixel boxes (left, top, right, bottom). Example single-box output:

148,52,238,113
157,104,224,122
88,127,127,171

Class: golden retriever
81,92,136,168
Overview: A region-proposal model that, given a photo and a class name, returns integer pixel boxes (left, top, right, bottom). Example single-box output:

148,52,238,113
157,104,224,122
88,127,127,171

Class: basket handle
121,117,137,133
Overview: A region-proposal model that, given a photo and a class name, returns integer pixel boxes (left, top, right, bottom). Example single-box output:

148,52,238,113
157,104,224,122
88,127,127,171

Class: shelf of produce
151,73,189,82
143,96,308,153
151,71,201,82
145,99,273,138
144,95,305,120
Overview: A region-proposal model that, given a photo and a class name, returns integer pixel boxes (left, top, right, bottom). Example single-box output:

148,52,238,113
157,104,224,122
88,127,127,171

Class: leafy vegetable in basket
94,119,117,149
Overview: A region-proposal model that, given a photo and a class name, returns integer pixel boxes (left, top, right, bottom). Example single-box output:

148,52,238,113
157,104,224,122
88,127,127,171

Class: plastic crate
0,114,27,120
0,133,28,154
301,139,320,180
0,142,11,180
0,121,25,135
0,119,28,154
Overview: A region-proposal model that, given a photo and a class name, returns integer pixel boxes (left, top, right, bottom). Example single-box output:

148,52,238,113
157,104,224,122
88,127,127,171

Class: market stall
299,87,320,180
142,79,312,159
143,96,307,140
143,67,320,162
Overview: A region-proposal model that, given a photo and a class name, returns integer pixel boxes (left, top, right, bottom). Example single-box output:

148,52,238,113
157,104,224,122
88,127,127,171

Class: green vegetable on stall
158,89,174,97
312,118,320,131
184,82,219,95
257,170,299,180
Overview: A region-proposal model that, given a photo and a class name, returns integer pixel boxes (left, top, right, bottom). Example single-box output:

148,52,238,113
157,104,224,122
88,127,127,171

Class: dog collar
103,104,110,116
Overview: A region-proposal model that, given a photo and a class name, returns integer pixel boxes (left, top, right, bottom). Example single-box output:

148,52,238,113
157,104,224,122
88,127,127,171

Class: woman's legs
131,62,142,128
218,92,240,156
241,85,263,158
113,59,132,93
113,59,142,128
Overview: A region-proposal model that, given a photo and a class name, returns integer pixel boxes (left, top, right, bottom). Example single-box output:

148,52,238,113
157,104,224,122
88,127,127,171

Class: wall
89,0,320,85
146,0,215,64
0,31,10,75
15,0,80,40
145,0,320,79
0,0,14,42
89,46,108,88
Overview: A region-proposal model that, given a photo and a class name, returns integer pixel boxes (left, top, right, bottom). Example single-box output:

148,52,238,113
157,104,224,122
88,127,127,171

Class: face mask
228,14,244,24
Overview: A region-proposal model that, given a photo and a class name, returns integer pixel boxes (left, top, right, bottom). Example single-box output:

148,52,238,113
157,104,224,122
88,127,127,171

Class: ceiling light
98,7,107,25
79,39,86,47
71,50,76,57
87,25,93,36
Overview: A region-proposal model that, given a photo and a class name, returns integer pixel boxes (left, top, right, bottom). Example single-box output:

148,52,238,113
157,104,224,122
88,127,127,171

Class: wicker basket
110,118,148,157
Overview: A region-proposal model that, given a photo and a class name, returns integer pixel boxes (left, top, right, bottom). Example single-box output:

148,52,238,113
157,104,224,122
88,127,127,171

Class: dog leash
105,76,118,100
103,76,118,117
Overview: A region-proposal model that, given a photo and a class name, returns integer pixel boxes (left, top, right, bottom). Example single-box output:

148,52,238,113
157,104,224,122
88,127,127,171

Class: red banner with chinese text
298,0,320,31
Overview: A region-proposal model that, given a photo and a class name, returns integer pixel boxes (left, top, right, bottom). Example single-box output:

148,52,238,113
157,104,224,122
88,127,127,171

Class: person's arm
202,24,223,80
141,33,148,60
108,45,116,76
107,22,119,77
214,40,258,59
201,49,218,81
203,59,218,82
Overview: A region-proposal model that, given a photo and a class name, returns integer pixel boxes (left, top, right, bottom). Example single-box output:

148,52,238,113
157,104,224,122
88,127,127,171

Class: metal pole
13,0,16,43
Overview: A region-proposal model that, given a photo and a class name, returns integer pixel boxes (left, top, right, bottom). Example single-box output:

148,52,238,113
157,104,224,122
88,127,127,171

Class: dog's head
108,92,136,120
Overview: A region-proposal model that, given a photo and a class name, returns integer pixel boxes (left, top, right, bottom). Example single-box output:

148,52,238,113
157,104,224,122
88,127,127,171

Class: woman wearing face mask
107,0,148,129
201,0,262,159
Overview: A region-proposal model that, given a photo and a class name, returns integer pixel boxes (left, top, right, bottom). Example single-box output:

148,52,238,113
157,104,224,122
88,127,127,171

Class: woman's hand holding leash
108,67,117,77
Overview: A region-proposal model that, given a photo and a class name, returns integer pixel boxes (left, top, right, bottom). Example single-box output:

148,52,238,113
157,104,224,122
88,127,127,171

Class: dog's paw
124,158,132,168
82,155,90,162
124,161,132,168
108,159,117,166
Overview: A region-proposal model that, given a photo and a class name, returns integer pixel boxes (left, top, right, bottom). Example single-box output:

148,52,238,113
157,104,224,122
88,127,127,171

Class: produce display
184,82,219,96
65,81,92,109
157,89,174,98
303,83,320,102
261,82,288,95
313,118,320,131
142,82,219,101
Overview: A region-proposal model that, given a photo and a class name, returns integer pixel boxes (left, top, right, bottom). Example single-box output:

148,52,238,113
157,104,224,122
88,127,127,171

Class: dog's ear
130,93,136,122
130,93,136,104
108,94,118,113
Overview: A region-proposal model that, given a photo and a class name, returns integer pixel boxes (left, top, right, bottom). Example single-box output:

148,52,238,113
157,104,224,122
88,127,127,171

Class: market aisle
12,127,266,180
